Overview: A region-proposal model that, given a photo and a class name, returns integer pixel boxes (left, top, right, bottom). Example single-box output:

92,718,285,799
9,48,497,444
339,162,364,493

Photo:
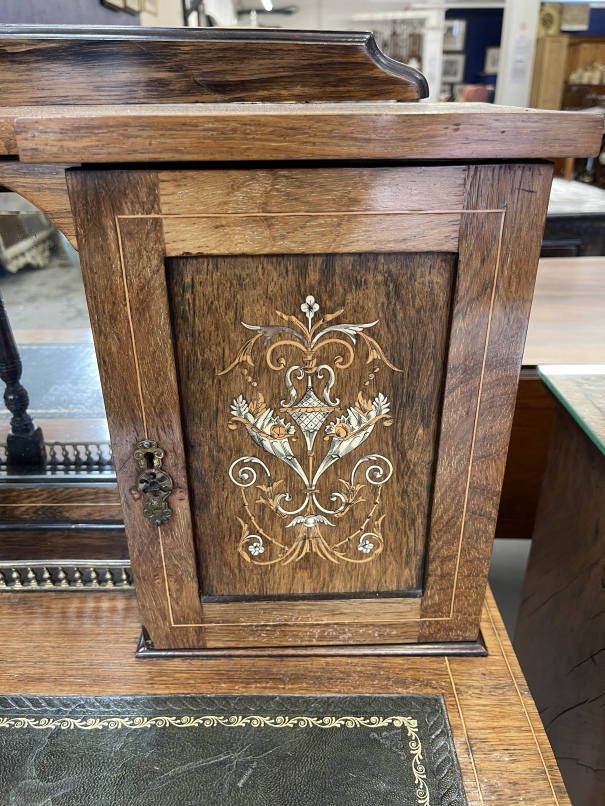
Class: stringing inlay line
445,656,485,806
116,208,505,629
486,604,562,805
115,218,147,440
449,210,506,618
117,209,505,218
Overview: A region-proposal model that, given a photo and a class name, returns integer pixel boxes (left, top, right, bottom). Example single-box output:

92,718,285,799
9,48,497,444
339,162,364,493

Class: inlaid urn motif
219,296,403,565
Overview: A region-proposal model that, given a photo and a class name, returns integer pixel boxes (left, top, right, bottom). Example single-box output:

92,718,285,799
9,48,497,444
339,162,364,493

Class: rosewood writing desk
0,26,602,806
0,586,572,806
0,28,601,661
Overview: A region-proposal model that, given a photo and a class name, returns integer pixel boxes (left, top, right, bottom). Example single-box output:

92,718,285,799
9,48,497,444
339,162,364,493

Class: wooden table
0,587,570,806
542,178,605,257
524,257,605,365
515,367,605,806
496,256,605,541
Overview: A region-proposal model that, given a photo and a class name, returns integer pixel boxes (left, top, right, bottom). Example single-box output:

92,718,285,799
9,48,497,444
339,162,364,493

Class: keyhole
143,451,155,470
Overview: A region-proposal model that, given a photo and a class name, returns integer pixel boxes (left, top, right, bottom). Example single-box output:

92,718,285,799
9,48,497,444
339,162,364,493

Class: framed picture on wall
442,54,466,83
124,0,142,13
101,0,126,9
560,3,590,31
484,47,500,74
443,20,466,52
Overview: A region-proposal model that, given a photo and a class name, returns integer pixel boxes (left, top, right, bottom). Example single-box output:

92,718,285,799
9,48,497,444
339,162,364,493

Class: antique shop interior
0,1,603,805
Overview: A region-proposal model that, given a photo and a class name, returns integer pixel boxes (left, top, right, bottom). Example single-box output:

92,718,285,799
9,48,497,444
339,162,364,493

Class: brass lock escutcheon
134,440,174,526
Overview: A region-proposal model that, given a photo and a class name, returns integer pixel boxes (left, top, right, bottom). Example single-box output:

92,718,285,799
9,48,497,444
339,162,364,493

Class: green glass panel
538,365,605,456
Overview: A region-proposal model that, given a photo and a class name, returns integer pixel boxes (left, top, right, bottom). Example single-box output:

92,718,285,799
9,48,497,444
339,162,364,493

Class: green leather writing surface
0,694,467,805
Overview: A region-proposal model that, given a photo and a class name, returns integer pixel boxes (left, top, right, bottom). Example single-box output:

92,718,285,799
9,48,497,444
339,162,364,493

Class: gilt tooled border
0,694,465,806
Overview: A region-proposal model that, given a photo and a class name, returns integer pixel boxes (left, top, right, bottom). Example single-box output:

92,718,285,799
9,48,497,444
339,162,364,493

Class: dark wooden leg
515,405,605,806
0,288,46,469
495,371,556,540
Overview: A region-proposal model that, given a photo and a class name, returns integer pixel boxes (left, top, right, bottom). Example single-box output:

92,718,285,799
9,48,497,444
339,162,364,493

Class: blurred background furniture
542,177,605,257
496,256,605,545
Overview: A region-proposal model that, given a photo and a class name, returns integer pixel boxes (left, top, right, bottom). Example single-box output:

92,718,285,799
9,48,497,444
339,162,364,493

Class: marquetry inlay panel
66,161,554,650
168,252,454,598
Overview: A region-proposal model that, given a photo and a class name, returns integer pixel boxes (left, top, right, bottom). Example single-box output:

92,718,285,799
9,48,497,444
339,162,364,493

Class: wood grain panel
158,168,467,214
168,252,454,598
202,597,420,625
116,215,205,637
0,29,426,105
66,170,203,649
202,621,421,648
0,486,122,523
0,526,128,562
0,588,573,806
419,208,505,630
14,104,603,163
0,115,16,155
450,594,572,806
0,590,442,692
495,373,556,540
162,213,460,255
0,162,77,246
420,163,554,641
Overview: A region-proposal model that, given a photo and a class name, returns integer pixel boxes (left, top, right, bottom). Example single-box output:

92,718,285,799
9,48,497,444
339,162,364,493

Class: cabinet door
169,250,451,599
67,163,552,651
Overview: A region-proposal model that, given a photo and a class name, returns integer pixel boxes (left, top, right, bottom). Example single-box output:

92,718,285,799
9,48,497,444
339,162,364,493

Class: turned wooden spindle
0,289,46,468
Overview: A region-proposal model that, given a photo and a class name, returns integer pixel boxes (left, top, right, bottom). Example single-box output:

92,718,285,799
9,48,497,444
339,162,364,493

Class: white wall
495,0,541,106
0,0,138,24
140,0,183,27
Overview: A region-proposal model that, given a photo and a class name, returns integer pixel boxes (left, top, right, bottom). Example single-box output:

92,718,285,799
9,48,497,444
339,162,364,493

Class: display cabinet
66,158,552,658
0,28,601,657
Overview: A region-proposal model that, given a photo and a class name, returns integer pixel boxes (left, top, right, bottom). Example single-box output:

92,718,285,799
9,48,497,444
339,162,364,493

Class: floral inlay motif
218,296,403,565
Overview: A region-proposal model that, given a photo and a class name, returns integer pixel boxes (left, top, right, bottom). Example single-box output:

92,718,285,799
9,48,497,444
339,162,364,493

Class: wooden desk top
0,588,570,806
6,103,602,163
524,257,605,365
1,28,597,163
